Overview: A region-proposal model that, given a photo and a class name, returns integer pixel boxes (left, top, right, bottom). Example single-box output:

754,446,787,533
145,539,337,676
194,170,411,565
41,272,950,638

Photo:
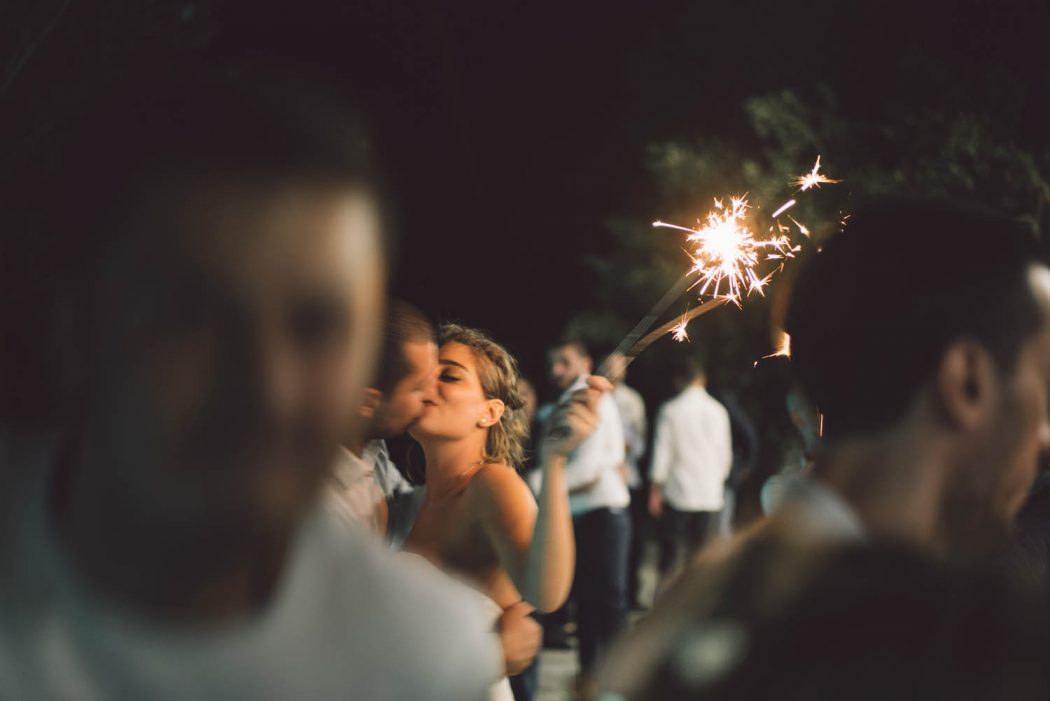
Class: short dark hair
46,59,380,291
671,353,706,390
374,301,435,393
9,60,381,424
550,336,591,361
783,198,1043,440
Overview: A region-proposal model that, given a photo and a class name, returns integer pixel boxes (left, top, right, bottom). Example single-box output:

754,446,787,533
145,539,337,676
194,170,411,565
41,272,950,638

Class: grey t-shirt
0,437,499,700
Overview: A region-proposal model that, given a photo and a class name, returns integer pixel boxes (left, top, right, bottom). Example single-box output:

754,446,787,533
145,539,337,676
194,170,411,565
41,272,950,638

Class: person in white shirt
0,68,498,700
649,356,732,578
605,351,649,609
539,338,629,699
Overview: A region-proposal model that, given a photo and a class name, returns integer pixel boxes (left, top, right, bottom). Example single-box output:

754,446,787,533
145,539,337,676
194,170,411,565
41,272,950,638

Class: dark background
3,0,1049,419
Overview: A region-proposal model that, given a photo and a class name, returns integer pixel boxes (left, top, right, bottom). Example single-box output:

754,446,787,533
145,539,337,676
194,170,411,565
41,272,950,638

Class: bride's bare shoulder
468,463,533,504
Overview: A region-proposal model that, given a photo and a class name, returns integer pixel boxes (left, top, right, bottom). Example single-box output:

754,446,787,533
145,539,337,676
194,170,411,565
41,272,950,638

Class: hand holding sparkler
542,375,613,452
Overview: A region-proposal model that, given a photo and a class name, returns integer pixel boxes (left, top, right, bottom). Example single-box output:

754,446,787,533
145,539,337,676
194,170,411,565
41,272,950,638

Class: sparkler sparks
787,215,810,237
671,318,690,342
771,199,796,218
755,330,792,366
614,153,842,365
654,195,794,305
768,330,791,358
794,155,841,192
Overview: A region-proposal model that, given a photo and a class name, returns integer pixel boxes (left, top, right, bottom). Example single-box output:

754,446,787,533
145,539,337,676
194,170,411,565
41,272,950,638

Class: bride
404,323,608,695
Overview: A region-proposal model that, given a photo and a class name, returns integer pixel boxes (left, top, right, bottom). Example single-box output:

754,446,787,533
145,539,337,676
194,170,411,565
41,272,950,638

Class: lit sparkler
654,195,794,305
794,155,841,191
597,154,842,378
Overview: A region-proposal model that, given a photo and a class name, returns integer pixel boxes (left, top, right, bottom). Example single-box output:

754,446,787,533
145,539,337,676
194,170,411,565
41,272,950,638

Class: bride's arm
476,376,611,613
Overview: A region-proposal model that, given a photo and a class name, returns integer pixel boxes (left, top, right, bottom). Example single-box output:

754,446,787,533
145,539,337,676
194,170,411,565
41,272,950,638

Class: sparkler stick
596,295,726,384
595,272,694,378
628,299,729,359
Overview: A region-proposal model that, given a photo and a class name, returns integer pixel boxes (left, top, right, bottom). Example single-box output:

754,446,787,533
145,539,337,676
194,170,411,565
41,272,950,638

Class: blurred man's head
672,355,707,393
54,64,385,548
359,301,437,442
783,199,1050,551
548,338,592,392
517,377,538,425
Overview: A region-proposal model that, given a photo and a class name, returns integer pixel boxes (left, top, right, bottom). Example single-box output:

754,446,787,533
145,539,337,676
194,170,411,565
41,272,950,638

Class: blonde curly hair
439,323,530,470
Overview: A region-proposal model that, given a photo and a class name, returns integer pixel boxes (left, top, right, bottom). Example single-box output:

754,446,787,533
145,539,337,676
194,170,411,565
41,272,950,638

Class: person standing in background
539,338,629,699
649,356,733,582
605,351,649,609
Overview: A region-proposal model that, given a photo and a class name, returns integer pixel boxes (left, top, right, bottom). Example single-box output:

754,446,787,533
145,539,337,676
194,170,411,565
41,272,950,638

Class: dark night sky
3,0,1049,411
215,0,1050,363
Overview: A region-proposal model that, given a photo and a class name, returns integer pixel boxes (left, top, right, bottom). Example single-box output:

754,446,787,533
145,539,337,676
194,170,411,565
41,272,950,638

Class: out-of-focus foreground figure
606,199,1050,697
644,545,1050,700
0,64,498,700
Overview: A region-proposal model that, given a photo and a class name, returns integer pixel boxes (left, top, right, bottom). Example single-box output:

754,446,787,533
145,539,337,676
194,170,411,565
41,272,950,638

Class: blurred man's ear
359,387,383,421
935,340,998,432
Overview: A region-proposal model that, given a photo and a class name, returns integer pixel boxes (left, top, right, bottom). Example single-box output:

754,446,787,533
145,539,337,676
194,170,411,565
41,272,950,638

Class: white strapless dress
479,595,514,701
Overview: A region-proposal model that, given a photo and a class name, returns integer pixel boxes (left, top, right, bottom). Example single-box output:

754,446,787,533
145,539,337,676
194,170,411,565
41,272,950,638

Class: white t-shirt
0,439,500,701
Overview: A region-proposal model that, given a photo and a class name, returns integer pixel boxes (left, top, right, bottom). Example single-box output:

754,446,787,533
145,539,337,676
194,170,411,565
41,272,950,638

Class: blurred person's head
548,338,592,392
672,355,707,393
51,63,385,565
605,351,629,386
357,301,437,444
782,199,1050,554
410,324,529,470
645,544,1049,700
517,377,538,425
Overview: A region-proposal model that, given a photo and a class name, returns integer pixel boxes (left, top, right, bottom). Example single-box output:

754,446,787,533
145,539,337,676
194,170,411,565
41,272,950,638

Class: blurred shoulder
315,511,500,696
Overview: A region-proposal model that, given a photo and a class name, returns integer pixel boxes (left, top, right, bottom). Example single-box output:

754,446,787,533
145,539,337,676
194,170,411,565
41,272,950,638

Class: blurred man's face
548,345,591,392
369,339,439,439
518,378,538,425
944,265,1050,554
82,181,383,541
